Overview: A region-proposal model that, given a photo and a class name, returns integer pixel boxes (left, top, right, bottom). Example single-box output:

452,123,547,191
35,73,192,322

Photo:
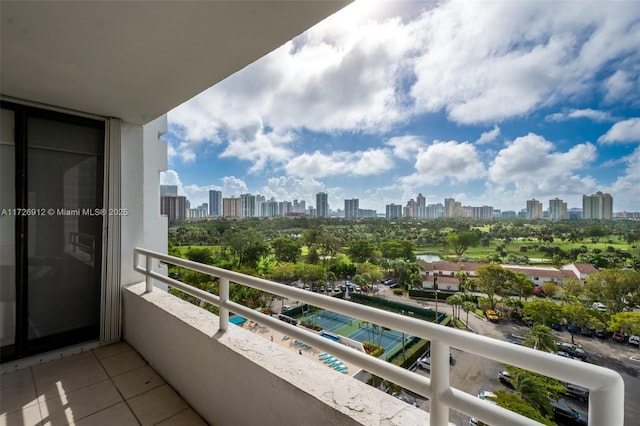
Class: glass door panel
0,108,16,359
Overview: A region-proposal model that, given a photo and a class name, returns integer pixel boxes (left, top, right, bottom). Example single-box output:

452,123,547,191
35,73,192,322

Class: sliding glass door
1,103,105,362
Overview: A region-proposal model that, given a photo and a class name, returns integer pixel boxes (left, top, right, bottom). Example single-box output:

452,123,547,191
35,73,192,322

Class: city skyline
160,0,640,214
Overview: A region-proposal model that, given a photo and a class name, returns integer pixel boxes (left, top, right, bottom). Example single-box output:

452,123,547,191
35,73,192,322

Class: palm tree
462,301,475,326
446,294,464,319
524,325,557,352
513,372,554,416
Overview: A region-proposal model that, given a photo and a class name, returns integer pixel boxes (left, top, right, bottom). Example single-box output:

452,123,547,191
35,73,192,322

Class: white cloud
261,176,325,204
401,140,486,186
385,135,426,160
285,148,394,178
160,170,186,195
488,133,598,197
476,125,501,145
221,176,249,197
604,70,636,104
545,108,614,123
598,118,640,144
607,146,640,211
221,128,294,174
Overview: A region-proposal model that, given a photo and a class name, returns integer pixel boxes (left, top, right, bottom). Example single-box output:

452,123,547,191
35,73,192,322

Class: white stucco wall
123,283,429,426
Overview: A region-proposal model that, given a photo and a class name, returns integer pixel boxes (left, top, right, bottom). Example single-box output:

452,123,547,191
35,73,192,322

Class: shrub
393,289,403,295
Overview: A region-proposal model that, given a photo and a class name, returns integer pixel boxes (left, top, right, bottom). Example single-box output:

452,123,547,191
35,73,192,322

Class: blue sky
161,0,640,214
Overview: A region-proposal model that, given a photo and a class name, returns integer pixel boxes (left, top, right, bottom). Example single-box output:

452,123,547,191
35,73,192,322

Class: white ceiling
1,1,350,124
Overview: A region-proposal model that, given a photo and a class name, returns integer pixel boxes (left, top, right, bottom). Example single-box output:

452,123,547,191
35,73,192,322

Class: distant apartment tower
583,191,613,220
426,203,444,219
526,199,543,220
568,208,583,220
160,195,187,222
293,199,306,214
344,198,359,219
316,192,329,218
416,193,426,208
209,190,222,216
386,204,402,219
549,198,568,221
240,193,256,218
189,204,208,219
160,185,178,197
359,209,377,218
472,205,494,220
223,197,242,219
262,199,279,217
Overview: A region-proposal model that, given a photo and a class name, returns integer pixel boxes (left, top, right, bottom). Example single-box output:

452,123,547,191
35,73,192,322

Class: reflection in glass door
0,103,105,362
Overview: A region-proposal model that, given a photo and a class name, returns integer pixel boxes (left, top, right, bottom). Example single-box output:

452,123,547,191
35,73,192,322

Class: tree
523,325,557,353
185,246,214,265
512,372,554,416
491,391,555,426
462,301,475,326
476,265,515,310
523,300,562,327
379,240,416,261
221,227,266,269
271,237,301,263
562,278,584,303
585,269,640,313
446,231,480,256
510,273,535,301
540,281,560,299
347,239,376,263
446,294,464,319
561,303,592,344
608,312,640,335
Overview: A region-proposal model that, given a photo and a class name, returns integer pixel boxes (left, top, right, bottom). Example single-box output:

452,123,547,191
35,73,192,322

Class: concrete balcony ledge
123,282,431,426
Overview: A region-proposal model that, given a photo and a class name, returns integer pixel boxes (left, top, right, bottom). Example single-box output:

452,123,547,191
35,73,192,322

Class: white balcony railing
134,247,623,426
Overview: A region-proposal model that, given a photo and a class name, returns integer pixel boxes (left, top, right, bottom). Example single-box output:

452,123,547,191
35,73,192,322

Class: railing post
429,340,450,426
219,277,229,332
145,254,153,293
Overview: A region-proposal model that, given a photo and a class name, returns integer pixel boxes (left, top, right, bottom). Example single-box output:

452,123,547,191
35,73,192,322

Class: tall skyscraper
549,197,567,221
316,192,329,218
444,198,463,217
583,191,613,220
160,195,187,221
416,193,426,208
344,198,359,219
160,185,178,197
526,199,543,220
386,204,402,219
240,193,256,218
209,190,222,216
223,197,242,218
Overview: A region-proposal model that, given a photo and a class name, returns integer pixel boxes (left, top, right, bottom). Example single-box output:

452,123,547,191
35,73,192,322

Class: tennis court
305,309,410,355
305,310,354,332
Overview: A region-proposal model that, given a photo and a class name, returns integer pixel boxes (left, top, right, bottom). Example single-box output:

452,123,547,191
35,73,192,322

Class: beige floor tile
0,404,42,426
128,385,188,426
73,402,139,426
32,353,97,381
156,408,207,426
34,362,108,403
99,350,146,377
112,365,165,400
1,370,38,414
92,342,132,360
38,379,122,425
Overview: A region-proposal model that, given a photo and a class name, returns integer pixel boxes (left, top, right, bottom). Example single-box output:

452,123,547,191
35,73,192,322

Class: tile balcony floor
1,342,207,426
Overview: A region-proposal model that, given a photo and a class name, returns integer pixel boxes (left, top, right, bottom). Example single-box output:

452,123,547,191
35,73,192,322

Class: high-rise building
416,193,426,208
293,199,306,214
209,190,222,216
160,185,178,197
471,206,494,220
160,195,187,221
344,198,359,219
386,204,402,219
444,198,463,217
426,203,444,219
549,198,568,221
316,192,329,218
526,199,543,220
223,197,242,218
583,191,613,220
240,193,256,218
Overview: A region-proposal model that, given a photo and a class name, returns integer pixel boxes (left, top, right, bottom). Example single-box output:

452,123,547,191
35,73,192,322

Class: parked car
591,302,606,312
612,331,627,343
485,309,499,322
562,383,589,402
556,343,587,361
580,328,594,337
551,400,588,425
416,356,431,371
551,323,564,331
498,370,513,387
477,390,497,402
629,335,640,347
594,328,607,338
566,323,579,334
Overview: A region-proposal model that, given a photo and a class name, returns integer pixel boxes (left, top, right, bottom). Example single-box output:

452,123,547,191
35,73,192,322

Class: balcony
2,248,624,426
